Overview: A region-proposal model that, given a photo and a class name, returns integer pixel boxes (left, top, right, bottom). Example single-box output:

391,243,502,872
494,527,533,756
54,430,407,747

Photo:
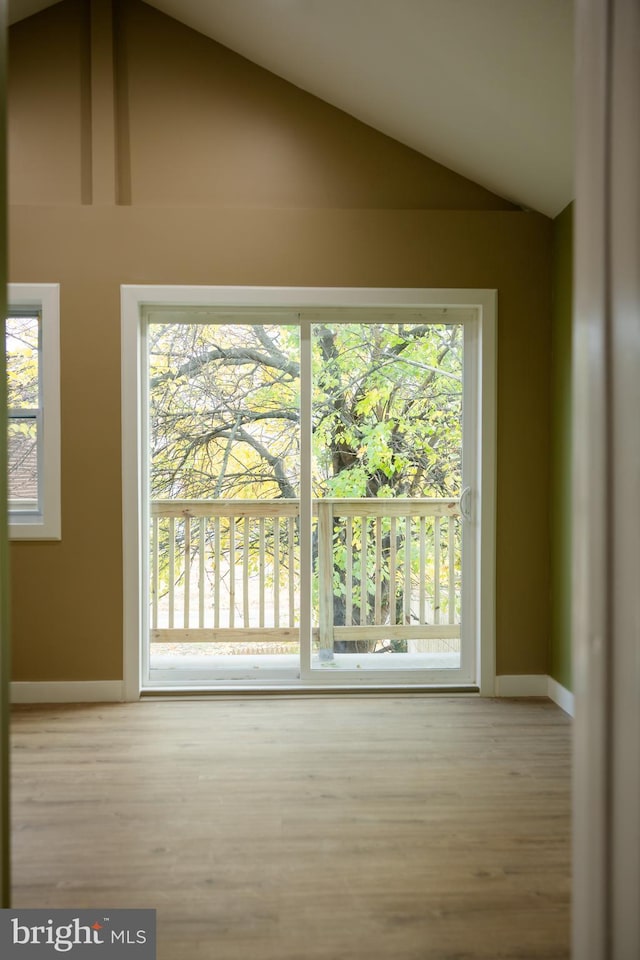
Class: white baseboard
495,674,574,716
11,681,124,704
547,676,575,716
10,676,574,714
495,674,549,698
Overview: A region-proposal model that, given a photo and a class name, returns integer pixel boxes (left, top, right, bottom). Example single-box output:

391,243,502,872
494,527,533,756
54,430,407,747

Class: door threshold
140,684,480,698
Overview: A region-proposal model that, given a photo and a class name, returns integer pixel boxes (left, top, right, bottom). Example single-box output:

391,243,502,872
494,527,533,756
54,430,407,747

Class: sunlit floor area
11,697,571,960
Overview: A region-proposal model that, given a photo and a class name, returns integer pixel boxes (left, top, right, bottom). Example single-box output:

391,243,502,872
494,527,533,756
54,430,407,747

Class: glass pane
149,323,300,499
6,315,40,408
311,321,463,671
148,322,300,675
8,417,39,512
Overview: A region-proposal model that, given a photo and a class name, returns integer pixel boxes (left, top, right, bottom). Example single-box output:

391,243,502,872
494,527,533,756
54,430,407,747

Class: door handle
460,486,472,522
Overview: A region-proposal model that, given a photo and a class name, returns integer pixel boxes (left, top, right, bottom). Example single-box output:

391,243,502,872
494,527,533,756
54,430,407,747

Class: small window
6,284,60,539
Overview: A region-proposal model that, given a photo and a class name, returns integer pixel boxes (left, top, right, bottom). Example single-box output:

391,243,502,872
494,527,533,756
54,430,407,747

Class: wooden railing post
317,500,335,660
150,498,461,650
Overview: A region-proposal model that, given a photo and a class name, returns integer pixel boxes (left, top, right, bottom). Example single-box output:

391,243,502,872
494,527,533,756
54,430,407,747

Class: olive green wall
550,202,574,690
7,0,552,683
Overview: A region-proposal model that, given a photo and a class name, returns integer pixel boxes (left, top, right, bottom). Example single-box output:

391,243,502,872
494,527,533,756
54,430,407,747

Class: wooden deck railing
150,498,461,652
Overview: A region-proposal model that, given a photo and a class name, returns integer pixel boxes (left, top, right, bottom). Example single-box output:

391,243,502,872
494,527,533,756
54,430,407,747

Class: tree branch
149,347,299,388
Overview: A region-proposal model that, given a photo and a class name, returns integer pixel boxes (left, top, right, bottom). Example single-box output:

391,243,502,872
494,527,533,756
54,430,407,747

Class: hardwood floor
10,697,571,959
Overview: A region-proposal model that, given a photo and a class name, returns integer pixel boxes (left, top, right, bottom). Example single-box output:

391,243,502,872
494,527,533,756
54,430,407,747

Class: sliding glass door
141,304,478,688
310,320,465,675
146,318,302,683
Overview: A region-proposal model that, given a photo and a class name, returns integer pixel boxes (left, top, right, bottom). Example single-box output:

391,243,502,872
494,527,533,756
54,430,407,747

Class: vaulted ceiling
8,0,574,218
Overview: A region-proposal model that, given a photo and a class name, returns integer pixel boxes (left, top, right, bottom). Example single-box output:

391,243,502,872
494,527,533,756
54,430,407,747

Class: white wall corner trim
11,682,125,704
547,676,575,717
494,674,574,716
495,674,550,698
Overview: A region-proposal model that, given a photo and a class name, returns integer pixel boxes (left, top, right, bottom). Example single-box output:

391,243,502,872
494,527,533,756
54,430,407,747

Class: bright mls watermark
0,909,156,958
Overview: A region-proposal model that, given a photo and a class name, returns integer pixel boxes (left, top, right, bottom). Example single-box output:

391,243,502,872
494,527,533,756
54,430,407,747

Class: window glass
6,314,41,515
7,416,39,512
6,315,40,408
6,285,60,540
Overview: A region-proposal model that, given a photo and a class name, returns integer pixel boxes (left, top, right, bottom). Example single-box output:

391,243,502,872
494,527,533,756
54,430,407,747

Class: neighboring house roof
8,0,574,218
8,428,37,503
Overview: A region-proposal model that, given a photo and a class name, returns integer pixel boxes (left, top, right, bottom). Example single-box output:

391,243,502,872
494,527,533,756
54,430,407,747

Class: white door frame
121,286,496,699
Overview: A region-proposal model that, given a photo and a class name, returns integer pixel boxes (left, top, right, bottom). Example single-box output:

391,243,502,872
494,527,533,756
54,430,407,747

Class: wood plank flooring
10,697,571,960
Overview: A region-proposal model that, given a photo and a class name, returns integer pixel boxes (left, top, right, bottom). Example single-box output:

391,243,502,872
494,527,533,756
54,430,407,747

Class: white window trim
121,285,496,701
8,283,61,540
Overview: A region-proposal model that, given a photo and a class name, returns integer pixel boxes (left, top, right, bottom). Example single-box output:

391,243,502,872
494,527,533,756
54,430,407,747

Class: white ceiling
8,0,574,218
